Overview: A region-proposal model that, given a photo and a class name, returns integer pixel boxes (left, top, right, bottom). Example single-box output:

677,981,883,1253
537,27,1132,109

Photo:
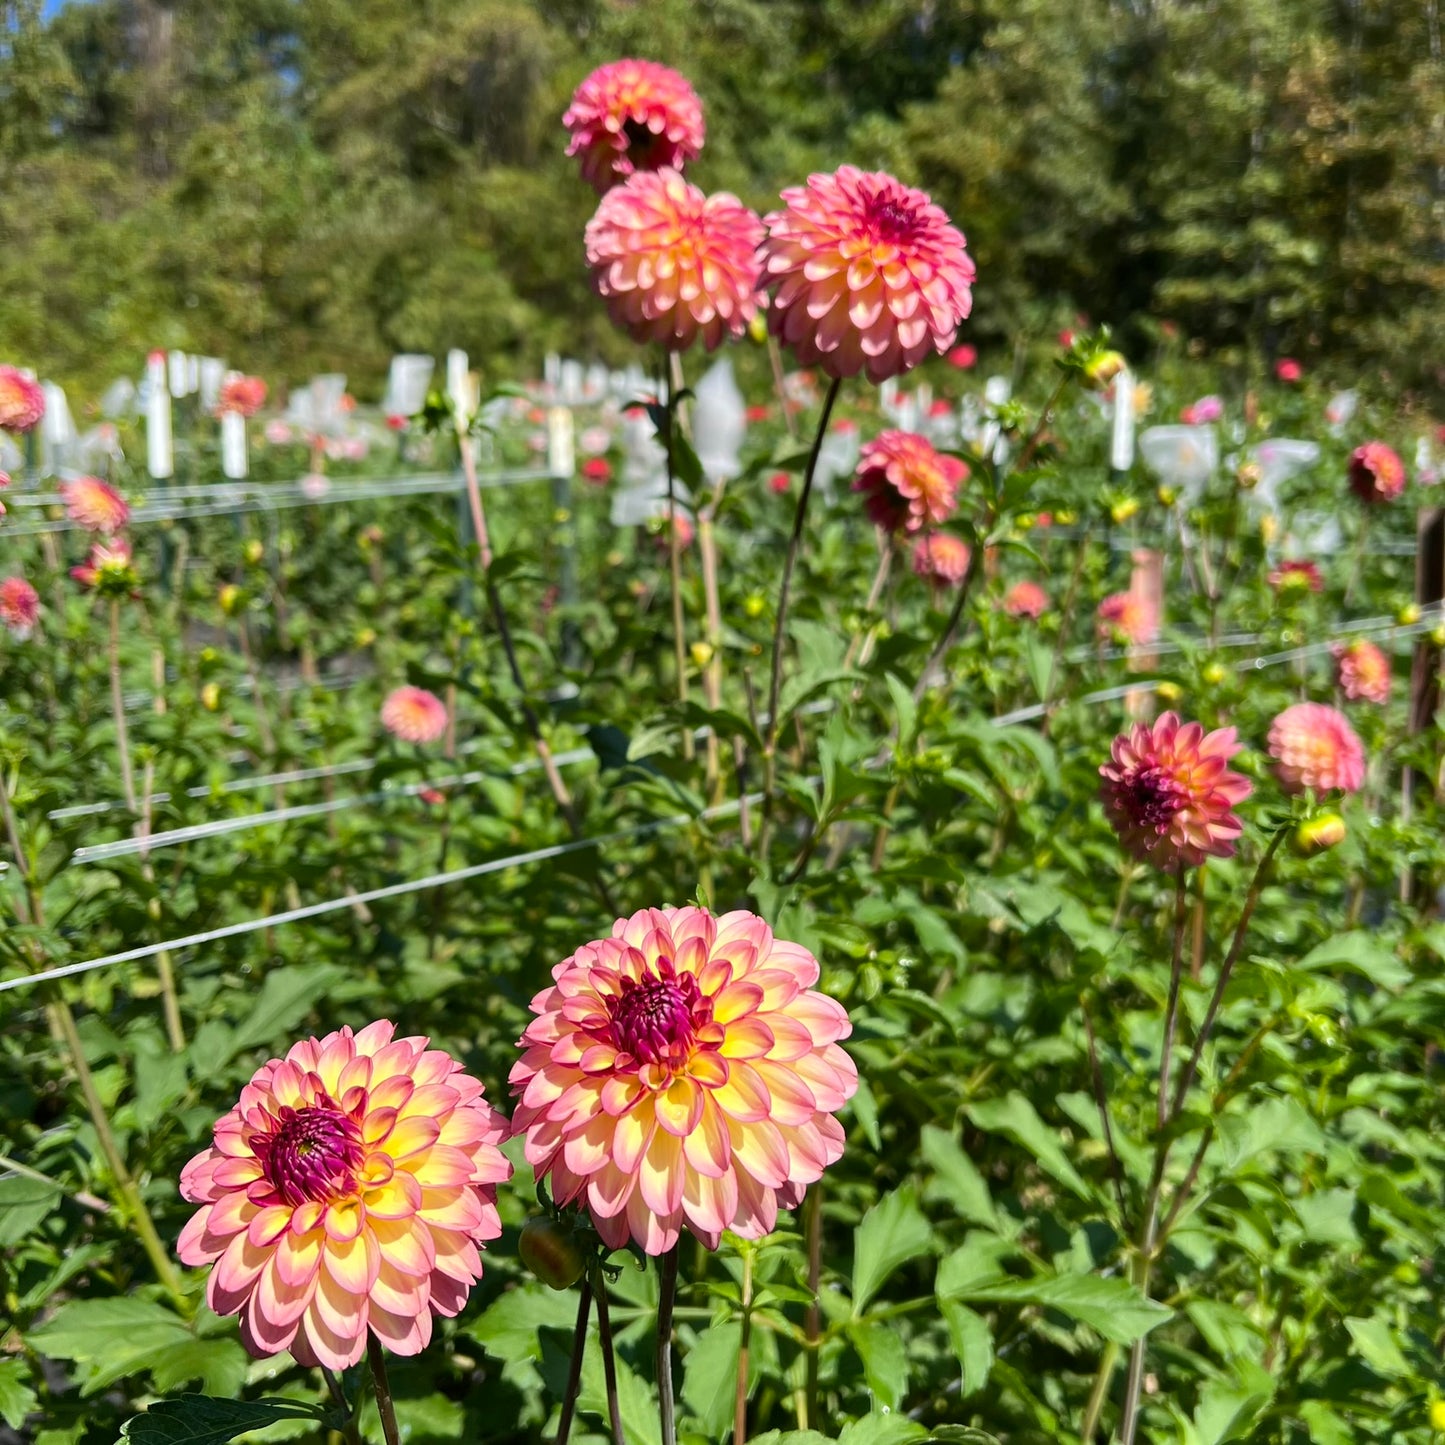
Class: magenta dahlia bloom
585,169,763,352
0,367,44,433
1334,639,1390,704
760,166,975,383
1348,442,1405,505
1100,712,1252,870
910,533,971,589
852,430,965,534
564,59,705,195
510,906,857,1255
1269,702,1366,793
381,686,448,745
0,576,39,639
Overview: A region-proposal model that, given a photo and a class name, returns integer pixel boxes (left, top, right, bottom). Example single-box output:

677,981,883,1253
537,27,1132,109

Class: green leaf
219,963,348,1066
1343,1315,1410,1378
940,1300,994,1395
681,1322,743,1440
920,1126,998,1229
0,1173,60,1246
836,1413,928,1445
852,1185,934,1315
1216,1096,1325,1170
473,1284,579,1368
849,1321,910,1409
0,1359,37,1431
1296,933,1410,989
964,1092,1092,1200
947,1272,1171,1345
117,1396,331,1445
579,1326,660,1445
27,1297,193,1395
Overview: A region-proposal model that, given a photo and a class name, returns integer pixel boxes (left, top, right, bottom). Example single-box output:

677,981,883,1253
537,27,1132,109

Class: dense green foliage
1,0,1442,395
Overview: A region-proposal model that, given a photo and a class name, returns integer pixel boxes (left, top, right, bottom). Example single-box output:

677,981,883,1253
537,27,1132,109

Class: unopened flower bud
218,584,244,617
743,593,765,619
1156,681,1182,703
200,682,221,712
1398,602,1421,626
1202,661,1228,686
690,641,714,668
519,1217,587,1290
1236,461,1261,491
243,539,265,566
146,897,162,922
1110,497,1140,524
748,312,768,345
1083,350,1127,391
1156,485,1176,507
1294,813,1346,855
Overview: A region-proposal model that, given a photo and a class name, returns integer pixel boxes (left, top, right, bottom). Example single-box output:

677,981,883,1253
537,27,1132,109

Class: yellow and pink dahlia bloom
760,166,975,383
1003,580,1049,619
178,1020,511,1369
510,906,857,1255
1100,712,1252,870
1334,639,1391,704
380,686,449,745
0,366,44,433
585,169,763,352
71,538,139,597
1097,590,1158,647
910,533,971,589
0,576,39,639
852,430,965,534
218,375,268,418
59,476,130,534
1268,702,1366,794
1348,441,1405,504
564,59,706,195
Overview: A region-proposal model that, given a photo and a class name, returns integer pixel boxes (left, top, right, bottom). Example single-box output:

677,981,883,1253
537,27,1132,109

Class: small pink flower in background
264,420,294,446
1269,702,1366,794
910,533,971,589
71,538,139,596
385,413,408,432
1058,329,1076,349
1268,559,1324,595
178,1020,511,1369
1275,358,1303,383
946,344,977,370
1348,441,1405,505
0,577,40,639
0,366,44,433
300,473,330,501
1003,580,1049,619
1097,590,1158,646
419,788,448,807
745,405,771,423
768,470,791,494
1333,639,1391,704
579,425,613,456
1180,395,1223,425
59,476,130,534
509,905,857,1254
582,457,613,485
381,686,449,745
585,169,764,353
1100,712,1252,870
928,399,952,418
852,430,965,534
1035,513,1053,528
760,166,975,383
216,375,268,418
653,512,695,550
564,59,705,195
0,469,10,517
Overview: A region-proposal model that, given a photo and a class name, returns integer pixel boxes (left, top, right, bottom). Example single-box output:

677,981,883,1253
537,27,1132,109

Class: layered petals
853,431,965,534
380,686,448,744
564,60,705,195
1268,702,1366,794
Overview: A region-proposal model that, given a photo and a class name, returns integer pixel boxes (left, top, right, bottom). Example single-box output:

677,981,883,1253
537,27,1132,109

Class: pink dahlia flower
178,1020,511,1369
911,533,971,589
1348,441,1405,505
1100,712,1252,870
1268,702,1366,794
510,905,857,1255
760,166,975,383
852,430,965,534
0,576,39,639
71,538,139,597
1097,591,1158,647
946,344,977,370
59,476,130,534
217,375,268,418
1003,580,1049,619
1268,559,1324,595
564,59,705,195
1275,358,1303,383
1180,395,1223,426
380,686,448,745
585,169,763,353
1334,639,1390,704
0,367,44,433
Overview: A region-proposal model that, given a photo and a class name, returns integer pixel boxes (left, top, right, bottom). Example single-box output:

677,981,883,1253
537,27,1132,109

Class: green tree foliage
0,0,1440,395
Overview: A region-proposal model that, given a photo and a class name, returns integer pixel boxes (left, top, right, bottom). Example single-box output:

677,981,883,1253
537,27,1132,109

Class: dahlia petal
370,1299,432,1357
749,1061,818,1126
719,1017,775,1058
563,1111,617,1177
257,1251,316,1328
712,1062,772,1123
208,1230,270,1314
655,1075,705,1136
324,1229,381,1295
388,1116,443,1159
682,1097,732,1177
683,1162,739,1237
324,1201,364,1243
373,1216,435,1277
638,1128,686,1214
241,1287,301,1358
178,1206,225,1265
273,1226,324,1289
627,1187,683,1254
297,1301,365,1371
613,1100,658,1174
727,1117,791,1190
246,1204,294,1248
417,1185,485,1233
365,1171,424,1221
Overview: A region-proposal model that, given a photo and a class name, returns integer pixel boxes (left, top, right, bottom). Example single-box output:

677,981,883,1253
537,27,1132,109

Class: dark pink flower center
610,974,700,1065
1123,766,1186,832
866,196,922,245
253,1101,365,1206
622,117,668,168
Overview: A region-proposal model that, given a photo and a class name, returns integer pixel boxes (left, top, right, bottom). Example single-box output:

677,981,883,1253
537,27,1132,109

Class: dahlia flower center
866,196,921,245
1125,767,1186,831
610,976,699,1065
622,117,667,167
254,1102,365,1206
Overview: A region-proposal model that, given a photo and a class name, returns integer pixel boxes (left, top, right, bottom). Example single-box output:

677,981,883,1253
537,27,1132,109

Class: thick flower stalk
852,430,964,534
178,1020,511,1369
0,576,40,639
1333,639,1390,704
564,59,705,194
1100,711,1252,870
760,166,975,382
0,366,44,432
1347,441,1405,504
380,685,449,744
59,476,130,534
585,169,763,352
1268,702,1366,794
510,906,857,1255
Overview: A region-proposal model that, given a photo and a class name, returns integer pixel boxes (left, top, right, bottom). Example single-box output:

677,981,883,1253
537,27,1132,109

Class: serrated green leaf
947,1272,1171,1344
920,1125,998,1228
964,1092,1092,1200
116,1395,330,1445
852,1185,934,1315
0,1359,37,1431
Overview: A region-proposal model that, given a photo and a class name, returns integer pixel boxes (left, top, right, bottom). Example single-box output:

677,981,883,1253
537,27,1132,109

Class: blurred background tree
0,0,1440,397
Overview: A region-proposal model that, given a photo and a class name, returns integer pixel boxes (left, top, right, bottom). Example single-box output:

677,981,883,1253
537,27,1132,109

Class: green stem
555,1277,593,1445
735,1247,754,1445
656,1245,680,1445
367,1334,401,1445
592,1268,627,1445
1080,1340,1119,1443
